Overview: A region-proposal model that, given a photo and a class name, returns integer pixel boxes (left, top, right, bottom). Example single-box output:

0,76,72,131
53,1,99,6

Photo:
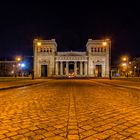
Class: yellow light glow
16,57,21,61
102,42,107,46
37,42,41,46
122,57,127,61
122,63,127,66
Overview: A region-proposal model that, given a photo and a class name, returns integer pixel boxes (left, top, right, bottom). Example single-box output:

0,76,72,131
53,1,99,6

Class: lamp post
134,66,137,77
122,56,128,78
15,56,22,77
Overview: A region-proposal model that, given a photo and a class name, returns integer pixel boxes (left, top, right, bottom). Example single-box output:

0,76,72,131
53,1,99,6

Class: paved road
0,79,140,140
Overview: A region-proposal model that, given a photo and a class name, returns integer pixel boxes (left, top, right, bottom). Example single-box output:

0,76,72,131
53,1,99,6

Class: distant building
33,38,110,78
129,57,140,77
0,60,16,76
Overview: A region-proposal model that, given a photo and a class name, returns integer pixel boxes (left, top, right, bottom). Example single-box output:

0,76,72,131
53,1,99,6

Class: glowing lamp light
16,57,21,61
122,63,127,66
122,57,127,61
37,42,41,46
102,41,107,46
11,71,14,74
21,63,25,68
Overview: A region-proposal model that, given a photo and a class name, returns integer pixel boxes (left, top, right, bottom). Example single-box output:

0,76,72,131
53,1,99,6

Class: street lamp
15,56,22,77
16,56,22,62
122,57,127,61
122,56,129,77
134,66,137,77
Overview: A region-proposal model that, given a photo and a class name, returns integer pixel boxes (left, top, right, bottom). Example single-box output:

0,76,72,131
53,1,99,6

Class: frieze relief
39,59,50,64
55,56,87,61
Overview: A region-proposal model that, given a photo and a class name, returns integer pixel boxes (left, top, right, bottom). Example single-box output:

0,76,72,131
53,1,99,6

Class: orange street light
121,56,129,78
123,57,126,61
122,63,127,67
122,56,128,61
16,56,21,62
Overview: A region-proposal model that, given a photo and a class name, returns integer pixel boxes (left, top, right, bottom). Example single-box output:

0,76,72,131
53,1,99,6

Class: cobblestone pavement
0,79,140,140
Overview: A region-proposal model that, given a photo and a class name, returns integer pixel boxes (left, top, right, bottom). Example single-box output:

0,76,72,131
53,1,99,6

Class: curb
0,81,46,91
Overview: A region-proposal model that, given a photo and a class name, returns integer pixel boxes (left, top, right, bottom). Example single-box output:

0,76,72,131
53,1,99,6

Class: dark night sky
0,1,140,65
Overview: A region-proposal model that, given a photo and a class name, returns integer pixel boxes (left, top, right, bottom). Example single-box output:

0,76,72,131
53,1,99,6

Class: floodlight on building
37,42,41,46
102,41,107,46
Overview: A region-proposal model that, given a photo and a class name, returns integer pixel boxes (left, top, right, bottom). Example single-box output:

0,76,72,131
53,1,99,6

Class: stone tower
33,39,57,77
86,39,110,77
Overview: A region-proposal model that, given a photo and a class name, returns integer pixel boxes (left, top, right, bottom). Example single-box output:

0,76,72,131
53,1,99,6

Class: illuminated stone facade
33,38,110,77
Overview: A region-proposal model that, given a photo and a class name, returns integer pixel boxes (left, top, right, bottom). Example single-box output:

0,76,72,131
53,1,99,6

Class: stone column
55,62,58,75
60,62,63,75
74,61,77,75
84,61,87,75
66,61,69,75
80,61,83,75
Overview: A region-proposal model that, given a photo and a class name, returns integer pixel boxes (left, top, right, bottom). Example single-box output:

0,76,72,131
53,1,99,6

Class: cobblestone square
0,79,140,140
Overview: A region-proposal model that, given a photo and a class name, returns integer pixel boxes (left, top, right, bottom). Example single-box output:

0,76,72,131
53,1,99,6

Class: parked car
68,72,75,78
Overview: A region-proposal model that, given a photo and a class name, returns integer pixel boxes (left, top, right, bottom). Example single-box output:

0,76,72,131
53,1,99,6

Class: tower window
40,48,43,52
44,47,47,52
100,48,103,52
91,48,94,52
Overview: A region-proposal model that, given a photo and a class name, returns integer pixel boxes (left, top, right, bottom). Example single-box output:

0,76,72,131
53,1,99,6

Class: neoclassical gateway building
33,38,111,78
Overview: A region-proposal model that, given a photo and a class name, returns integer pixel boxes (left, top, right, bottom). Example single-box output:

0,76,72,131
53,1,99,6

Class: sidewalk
93,78,140,90
0,77,46,90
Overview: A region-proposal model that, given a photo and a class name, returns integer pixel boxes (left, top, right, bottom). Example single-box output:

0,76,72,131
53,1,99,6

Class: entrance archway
95,65,102,77
41,65,48,77
69,62,74,74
